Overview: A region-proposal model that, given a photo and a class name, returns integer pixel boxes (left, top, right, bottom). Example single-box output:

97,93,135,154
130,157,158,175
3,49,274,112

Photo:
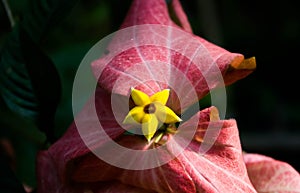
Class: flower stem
2,0,15,28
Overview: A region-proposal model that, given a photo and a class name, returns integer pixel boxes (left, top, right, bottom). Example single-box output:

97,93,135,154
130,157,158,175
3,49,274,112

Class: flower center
144,103,156,114
123,88,182,142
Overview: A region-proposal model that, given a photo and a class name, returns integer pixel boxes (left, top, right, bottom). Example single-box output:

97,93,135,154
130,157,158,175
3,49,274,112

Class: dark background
0,0,299,190
186,0,300,172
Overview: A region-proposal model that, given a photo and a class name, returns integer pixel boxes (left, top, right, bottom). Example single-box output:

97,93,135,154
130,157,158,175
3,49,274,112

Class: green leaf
0,0,79,142
0,0,80,189
21,0,80,44
0,96,47,147
0,94,47,189
0,25,60,143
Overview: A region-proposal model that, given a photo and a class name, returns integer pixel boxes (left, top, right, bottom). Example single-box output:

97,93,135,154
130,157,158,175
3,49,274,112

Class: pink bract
36,88,257,192
244,153,300,193
35,0,300,193
91,0,255,113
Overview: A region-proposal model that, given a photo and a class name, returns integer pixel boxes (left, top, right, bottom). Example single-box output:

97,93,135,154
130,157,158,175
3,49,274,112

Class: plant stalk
2,0,15,28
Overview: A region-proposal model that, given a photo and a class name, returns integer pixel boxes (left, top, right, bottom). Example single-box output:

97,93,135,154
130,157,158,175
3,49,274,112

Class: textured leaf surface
36,87,126,192
91,0,255,113
36,91,257,192
70,107,256,193
244,153,300,193
36,0,257,192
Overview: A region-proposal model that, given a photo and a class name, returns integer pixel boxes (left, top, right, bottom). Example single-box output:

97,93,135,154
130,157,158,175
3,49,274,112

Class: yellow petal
123,106,145,124
154,102,182,124
130,87,150,106
150,89,170,105
142,114,158,142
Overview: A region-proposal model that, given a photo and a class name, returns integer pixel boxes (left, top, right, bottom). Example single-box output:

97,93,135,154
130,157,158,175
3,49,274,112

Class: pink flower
37,93,256,192
36,0,300,192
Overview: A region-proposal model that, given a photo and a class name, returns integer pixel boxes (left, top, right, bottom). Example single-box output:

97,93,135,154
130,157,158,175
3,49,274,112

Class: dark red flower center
144,103,156,114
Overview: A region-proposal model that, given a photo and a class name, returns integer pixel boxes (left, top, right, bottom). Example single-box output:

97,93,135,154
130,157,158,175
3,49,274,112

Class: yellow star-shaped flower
123,88,182,142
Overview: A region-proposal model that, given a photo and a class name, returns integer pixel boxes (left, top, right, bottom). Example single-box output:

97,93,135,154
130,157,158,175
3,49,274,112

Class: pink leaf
244,153,300,193
36,151,154,193
40,101,256,192
36,87,126,191
36,1,258,192
91,0,255,113
91,181,156,193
